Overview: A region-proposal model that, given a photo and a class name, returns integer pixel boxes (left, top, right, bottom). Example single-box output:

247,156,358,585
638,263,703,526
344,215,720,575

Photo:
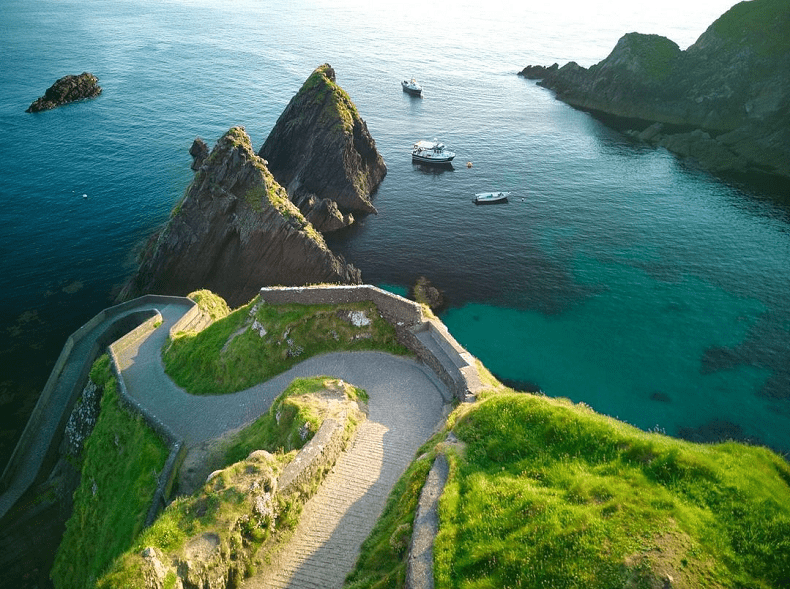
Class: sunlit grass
434,392,790,589
164,296,408,396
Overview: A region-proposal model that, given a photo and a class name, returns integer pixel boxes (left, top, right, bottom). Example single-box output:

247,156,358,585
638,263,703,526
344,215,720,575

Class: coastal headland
520,0,790,178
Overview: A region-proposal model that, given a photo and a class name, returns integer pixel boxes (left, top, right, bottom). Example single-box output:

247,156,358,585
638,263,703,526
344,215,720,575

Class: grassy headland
163,295,408,396
50,356,169,589
347,387,790,589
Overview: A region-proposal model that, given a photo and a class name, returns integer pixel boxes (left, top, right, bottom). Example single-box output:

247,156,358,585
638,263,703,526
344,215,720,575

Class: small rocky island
26,72,102,113
119,65,385,307
520,0,790,178
260,64,387,232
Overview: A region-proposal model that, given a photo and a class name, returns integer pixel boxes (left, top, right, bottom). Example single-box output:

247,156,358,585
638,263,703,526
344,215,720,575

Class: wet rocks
119,126,361,307
26,72,102,113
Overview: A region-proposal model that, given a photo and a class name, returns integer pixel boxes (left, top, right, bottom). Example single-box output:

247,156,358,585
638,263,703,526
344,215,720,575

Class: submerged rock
119,126,361,307
259,64,387,231
520,0,790,177
26,72,102,112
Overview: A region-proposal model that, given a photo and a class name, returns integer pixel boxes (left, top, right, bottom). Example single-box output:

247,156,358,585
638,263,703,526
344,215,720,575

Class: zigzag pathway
242,358,445,589
115,314,448,588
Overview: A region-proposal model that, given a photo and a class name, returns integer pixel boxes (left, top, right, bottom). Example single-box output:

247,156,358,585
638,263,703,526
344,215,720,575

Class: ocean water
1,0,788,469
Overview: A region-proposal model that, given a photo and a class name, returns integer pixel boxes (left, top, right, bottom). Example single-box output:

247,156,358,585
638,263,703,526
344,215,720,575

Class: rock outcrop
118,126,361,307
520,0,790,177
259,64,387,232
26,72,102,113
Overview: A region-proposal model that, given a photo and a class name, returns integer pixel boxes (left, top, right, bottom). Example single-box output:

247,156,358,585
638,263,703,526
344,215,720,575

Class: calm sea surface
1,0,788,466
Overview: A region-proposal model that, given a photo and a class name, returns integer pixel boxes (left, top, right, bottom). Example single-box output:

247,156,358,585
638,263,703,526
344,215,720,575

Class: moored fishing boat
473,191,510,204
412,139,455,165
401,78,422,95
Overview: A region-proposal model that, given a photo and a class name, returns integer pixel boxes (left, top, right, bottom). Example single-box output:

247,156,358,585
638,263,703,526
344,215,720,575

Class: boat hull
473,192,509,205
402,86,422,96
412,154,454,165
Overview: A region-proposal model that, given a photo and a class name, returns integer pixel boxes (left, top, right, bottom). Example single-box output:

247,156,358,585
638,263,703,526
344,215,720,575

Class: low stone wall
277,412,350,499
259,285,423,328
258,285,485,402
108,312,187,528
1,301,171,494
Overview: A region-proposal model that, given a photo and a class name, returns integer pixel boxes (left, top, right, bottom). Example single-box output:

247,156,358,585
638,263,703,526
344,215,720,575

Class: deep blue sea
2,0,789,467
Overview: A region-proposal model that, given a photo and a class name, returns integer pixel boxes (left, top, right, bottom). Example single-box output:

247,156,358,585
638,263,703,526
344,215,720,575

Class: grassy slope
50,356,169,589
164,296,408,396
96,376,366,588
346,387,790,589
435,392,790,589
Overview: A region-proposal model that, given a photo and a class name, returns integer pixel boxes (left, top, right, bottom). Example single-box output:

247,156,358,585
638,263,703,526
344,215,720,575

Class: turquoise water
1,0,789,468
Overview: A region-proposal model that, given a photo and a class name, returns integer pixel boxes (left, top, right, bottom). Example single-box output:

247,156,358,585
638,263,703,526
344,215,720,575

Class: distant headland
520,0,790,178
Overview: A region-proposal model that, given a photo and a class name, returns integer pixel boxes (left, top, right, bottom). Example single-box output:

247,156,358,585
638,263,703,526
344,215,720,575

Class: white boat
473,191,510,205
401,78,422,95
412,139,455,165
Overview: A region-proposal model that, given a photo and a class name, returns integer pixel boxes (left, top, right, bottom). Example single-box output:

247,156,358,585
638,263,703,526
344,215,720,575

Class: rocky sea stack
259,64,387,232
119,127,361,307
26,72,102,113
520,0,790,177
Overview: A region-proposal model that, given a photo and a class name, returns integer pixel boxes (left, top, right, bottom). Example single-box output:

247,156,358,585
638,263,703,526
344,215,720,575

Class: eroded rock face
520,0,790,177
26,72,102,112
119,126,361,307
259,64,387,230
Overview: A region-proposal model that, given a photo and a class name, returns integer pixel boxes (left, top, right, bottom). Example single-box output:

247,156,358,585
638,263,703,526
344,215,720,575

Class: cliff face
26,72,102,113
520,0,790,177
119,127,361,307
259,64,387,231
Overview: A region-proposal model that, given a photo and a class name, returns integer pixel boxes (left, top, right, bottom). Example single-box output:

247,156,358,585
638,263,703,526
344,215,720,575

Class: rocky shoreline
26,72,102,113
520,0,790,178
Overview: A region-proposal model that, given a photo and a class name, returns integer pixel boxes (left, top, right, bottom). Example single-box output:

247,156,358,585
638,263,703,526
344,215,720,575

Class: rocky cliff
259,64,387,232
520,0,790,177
119,127,361,307
26,72,102,113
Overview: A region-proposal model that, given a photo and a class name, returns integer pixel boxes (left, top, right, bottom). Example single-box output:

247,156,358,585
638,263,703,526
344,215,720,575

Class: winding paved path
114,304,449,588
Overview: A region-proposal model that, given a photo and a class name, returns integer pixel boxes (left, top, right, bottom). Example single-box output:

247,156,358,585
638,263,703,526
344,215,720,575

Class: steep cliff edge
520,0,790,177
118,127,361,307
259,64,387,231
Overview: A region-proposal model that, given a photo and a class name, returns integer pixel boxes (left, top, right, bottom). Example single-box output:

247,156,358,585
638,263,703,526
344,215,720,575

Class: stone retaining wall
108,312,187,528
1,300,174,493
258,285,423,327
258,285,485,401
1,295,194,514
277,413,349,499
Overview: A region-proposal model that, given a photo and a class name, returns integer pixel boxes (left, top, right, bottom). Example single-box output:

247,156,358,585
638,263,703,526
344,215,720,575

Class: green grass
344,432,445,589
711,0,790,57
432,392,790,589
96,376,366,589
50,355,169,589
188,289,230,322
164,297,408,396
222,375,368,465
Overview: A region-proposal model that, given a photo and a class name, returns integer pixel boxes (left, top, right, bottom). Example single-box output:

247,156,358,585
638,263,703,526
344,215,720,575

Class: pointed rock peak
259,64,387,225
118,125,361,306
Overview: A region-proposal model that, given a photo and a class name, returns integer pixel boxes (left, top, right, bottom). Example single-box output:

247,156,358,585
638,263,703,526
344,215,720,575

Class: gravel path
242,357,445,589
115,304,448,588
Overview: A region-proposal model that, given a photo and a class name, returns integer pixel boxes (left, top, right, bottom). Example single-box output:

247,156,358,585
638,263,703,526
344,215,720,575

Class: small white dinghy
473,191,510,205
